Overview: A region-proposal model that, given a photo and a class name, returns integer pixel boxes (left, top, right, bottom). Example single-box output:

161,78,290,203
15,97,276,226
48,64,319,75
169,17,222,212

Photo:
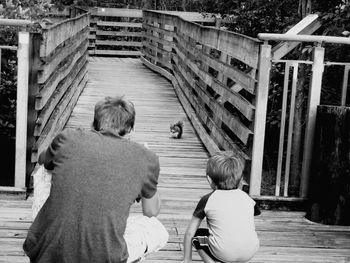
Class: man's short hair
93,96,135,136
206,151,244,190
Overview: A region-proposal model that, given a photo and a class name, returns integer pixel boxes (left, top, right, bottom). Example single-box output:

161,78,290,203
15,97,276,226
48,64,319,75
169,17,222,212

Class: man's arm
37,130,67,170
141,191,160,217
38,150,47,165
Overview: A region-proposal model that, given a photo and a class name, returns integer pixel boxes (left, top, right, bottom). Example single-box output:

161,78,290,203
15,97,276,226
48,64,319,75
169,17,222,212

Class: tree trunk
289,53,311,196
289,67,304,196
182,0,187,11
306,105,350,226
298,0,312,18
290,0,313,195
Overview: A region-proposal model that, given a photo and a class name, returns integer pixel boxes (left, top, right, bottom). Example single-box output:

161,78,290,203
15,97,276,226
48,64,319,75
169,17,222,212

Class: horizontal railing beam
0,45,17,50
0,18,32,27
258,33,350,45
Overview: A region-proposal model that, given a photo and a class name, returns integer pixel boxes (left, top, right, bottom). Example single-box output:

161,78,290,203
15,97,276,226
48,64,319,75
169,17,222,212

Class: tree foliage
0,0,51,19
0,0,51,137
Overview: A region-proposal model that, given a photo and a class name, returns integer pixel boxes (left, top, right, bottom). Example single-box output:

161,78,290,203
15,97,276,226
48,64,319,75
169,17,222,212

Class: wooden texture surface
40,13,89,58
32,14,89,163
1,58,350,263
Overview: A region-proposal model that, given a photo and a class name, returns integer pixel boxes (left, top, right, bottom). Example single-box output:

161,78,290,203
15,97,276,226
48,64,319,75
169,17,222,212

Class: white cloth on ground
32,165,52,219
125,215,168,263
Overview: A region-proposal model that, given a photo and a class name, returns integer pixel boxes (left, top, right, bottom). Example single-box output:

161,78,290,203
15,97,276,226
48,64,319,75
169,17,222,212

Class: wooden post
26,33,41,189
284,63,299,197
341,65,350,106
14,32,30,189
250,43,272,196
0,48,2,83
275,63,291,196
215,16,222,29
300,45,325,198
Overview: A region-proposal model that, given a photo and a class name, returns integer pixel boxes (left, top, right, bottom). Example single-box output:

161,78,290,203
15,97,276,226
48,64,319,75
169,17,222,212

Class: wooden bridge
1,7,350,263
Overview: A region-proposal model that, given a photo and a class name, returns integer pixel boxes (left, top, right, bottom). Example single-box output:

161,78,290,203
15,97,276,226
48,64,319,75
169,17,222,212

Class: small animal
170,121,184,139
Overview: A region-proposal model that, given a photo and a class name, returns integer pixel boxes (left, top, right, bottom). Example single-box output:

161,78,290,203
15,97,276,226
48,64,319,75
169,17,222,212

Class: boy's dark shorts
192,228,223,262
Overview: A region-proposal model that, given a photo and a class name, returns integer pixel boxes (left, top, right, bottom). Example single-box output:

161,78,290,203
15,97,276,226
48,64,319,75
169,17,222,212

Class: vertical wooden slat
0,48,2,83
15,32,30,189
26,33,41,188
215,16,222,28
92,16,97,55
250,43,272,196
275,62,291,196
341,65,350,106
300,45,325,198
284,63,299,197
217,51,228,85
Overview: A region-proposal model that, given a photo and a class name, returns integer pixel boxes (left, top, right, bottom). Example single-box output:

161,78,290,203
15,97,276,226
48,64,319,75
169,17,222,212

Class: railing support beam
15,32,30,189
341,65,350,106
300,45,325,198
250,43,272,196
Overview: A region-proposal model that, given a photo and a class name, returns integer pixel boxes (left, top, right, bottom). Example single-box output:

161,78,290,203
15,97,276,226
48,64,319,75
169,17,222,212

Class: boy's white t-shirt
193,189,259,263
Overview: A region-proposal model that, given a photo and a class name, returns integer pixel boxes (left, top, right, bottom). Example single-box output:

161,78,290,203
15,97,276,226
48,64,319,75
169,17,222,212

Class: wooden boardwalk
1,58,350,263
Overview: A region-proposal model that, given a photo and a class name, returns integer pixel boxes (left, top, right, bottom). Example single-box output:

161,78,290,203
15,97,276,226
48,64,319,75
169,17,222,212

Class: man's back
24,128,159,263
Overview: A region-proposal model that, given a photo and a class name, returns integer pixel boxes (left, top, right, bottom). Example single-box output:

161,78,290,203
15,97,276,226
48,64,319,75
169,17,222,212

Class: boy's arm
141,153,160,217
254,202,261,216
182,216,202,263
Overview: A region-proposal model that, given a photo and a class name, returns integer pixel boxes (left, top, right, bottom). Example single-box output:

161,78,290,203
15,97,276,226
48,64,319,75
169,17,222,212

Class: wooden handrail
0,45,17,50
0,18,33,27
259,33,350,45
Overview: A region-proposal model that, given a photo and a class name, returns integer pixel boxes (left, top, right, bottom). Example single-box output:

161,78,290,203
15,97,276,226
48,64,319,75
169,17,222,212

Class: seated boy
182,151,260,263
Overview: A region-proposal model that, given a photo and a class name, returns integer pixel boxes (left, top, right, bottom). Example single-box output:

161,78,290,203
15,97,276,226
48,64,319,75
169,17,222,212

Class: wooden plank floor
1,57,350,263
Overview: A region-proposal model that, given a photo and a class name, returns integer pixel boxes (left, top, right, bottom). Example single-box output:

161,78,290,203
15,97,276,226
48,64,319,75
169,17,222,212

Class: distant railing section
31,13,90,163
87,8,217,57
88,8,143,56
141,10,261,186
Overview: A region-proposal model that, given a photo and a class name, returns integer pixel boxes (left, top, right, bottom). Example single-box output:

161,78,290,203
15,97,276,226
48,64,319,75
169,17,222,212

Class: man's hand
141,191,160,217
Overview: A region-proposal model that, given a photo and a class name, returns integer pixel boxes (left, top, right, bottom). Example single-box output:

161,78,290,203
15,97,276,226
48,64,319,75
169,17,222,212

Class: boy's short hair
93,96,135,136
206,151,244,190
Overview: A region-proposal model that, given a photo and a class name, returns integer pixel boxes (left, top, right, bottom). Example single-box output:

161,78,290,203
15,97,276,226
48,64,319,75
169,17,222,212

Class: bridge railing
4,8,349,200
87,8,217,57
141,10,261,189
31,13,90,164
141,10,350,199
0,13,90,193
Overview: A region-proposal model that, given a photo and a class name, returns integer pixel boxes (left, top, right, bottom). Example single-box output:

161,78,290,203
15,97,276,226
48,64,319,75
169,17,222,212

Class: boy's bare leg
197,250,217,263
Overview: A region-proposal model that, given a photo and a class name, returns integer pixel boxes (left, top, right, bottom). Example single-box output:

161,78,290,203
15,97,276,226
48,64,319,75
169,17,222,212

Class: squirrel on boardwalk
170,121,184,139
